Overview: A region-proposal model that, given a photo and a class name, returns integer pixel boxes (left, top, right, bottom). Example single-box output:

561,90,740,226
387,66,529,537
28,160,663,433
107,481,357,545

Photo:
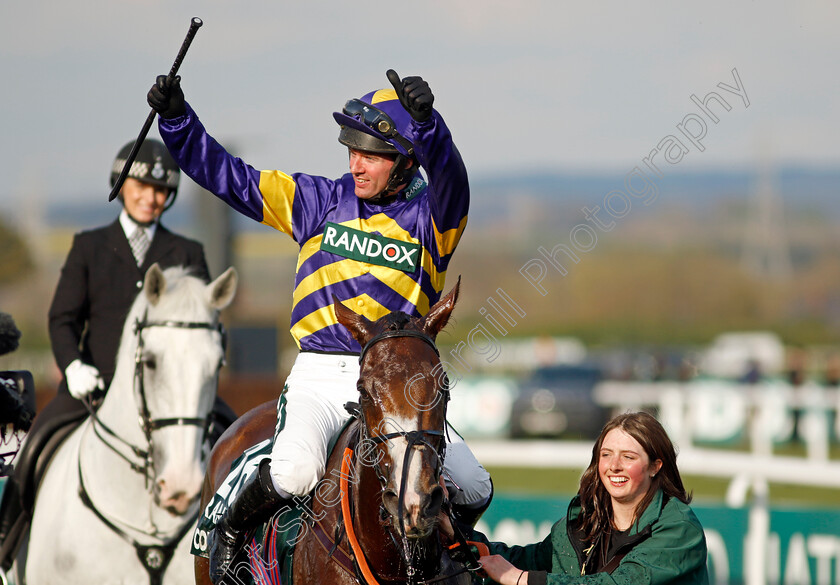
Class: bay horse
16,264,237,585
195,281,473,585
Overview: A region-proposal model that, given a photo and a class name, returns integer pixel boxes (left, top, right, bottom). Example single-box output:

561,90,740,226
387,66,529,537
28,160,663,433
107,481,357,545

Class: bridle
357,327,450,479
344,327,482,584
358,328,439,364
83,310,225,487
76,309,226,585
132,312,225,477
355,328,451,567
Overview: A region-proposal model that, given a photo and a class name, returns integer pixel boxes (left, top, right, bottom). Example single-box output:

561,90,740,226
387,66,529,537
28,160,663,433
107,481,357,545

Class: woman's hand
479,554,527,585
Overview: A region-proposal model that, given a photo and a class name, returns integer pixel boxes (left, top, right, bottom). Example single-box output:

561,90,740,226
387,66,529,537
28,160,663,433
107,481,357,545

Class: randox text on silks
321,222,421,273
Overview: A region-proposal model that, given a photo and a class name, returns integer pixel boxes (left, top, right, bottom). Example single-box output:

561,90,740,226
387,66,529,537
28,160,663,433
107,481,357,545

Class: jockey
0,139,237,571
148,69,494,582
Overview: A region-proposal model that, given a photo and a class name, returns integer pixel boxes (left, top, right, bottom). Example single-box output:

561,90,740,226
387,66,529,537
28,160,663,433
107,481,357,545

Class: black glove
386,69,434,123
147,75,186,120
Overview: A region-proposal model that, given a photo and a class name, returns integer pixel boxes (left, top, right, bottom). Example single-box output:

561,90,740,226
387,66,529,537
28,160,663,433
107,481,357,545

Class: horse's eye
144,356,157,370
356,380,369,398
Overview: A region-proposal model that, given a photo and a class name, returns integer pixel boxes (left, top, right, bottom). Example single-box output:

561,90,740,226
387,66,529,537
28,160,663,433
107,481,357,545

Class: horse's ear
333,294,374,346
206,267,238,310
422,277,460,339
144,263,166,306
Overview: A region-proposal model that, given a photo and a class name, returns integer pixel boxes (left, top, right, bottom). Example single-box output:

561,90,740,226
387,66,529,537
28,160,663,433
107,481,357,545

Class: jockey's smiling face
349,149,394,199
121,178,169,224
348,148,412,200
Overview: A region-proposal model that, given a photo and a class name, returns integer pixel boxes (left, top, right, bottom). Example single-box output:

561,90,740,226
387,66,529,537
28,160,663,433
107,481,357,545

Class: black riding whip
108,17,203,202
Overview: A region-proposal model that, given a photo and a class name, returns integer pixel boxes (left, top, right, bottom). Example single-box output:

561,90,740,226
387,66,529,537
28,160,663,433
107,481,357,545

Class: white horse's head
110,264,237,516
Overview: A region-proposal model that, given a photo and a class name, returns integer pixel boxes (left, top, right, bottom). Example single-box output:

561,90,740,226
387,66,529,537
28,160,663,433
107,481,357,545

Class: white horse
15,264,237,585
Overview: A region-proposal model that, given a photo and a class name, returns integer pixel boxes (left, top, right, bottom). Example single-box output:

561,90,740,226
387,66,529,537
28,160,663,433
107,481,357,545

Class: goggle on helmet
333,89,416,157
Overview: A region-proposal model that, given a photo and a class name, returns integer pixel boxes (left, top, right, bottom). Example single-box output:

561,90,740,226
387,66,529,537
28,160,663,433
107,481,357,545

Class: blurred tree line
444,201,840,349
0,215,33,285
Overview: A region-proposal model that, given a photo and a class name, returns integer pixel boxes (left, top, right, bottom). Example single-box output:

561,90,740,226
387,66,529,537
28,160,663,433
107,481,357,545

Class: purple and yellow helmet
333,89,418,157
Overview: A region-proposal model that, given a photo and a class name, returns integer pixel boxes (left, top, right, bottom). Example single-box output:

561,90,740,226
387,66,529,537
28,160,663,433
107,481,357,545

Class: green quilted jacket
470,489,709,585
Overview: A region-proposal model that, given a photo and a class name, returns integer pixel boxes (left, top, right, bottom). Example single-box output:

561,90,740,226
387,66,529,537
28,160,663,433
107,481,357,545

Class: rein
339,447,382,585
337,445,481,585
77,456,199,585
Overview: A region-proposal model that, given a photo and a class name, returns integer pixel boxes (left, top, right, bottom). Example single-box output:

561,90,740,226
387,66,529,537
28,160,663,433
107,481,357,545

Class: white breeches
268,352,491,507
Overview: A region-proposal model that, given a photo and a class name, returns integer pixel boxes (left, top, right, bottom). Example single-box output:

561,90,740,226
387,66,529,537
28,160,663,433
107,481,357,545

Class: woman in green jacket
470,411,709,585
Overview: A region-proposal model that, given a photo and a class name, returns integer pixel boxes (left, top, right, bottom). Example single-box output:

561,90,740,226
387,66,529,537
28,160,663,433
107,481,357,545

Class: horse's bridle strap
359,329,438,365
133,313,221,436
135,318,222,332
367,429,444,445
147,417,207,431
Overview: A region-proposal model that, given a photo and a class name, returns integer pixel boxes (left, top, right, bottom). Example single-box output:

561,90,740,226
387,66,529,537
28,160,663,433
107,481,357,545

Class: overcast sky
2,1,839,218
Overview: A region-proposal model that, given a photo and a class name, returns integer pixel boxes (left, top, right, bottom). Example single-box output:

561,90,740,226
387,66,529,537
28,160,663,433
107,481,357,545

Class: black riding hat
110,139,180,193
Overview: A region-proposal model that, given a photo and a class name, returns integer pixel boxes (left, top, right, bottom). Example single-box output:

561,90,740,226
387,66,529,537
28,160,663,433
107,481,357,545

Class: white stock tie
129,228,150,267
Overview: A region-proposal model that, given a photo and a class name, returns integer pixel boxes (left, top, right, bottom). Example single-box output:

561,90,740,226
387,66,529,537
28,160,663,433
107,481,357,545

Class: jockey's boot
208,458,287,584
451,478,494,529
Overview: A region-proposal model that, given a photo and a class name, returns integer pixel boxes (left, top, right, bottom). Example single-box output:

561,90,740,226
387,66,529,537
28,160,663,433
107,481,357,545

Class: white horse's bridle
130,312,225,483
77,311,226,585
83,311,225,486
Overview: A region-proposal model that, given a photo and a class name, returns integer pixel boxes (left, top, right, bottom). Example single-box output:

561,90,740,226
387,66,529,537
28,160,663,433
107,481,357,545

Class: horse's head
112,264,237,516
334,280,459,540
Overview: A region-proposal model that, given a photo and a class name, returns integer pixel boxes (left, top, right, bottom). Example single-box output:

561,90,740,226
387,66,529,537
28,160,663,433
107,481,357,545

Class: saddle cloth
193,439,303,585
192,414,361,585
192,439,271,559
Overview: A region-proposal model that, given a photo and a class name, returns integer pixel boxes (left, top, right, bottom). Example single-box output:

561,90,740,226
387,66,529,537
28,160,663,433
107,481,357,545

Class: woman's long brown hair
576,411,691,541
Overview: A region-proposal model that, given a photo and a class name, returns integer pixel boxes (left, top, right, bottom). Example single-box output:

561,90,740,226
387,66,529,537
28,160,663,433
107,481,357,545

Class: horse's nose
155,479,193,515
383,484,444,535
382,488,425,522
